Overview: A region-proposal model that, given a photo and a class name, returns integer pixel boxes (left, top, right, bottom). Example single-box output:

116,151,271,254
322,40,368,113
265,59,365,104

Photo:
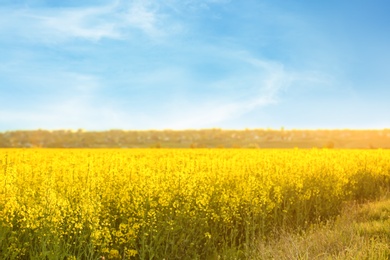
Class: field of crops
1,149,390,259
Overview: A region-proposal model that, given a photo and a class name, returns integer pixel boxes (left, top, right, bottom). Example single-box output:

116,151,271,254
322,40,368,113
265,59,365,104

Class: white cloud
121,1,162,37
35,9,121,41
0,1,338,130
0,52,331,130
0,95,134,130
0,0,170,42
157,51,332,129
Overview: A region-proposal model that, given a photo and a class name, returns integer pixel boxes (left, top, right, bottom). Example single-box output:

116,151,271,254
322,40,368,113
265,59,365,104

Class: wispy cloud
3,0,383,130
33,8,121,41
121,0,163,37
0,69,129,130
0,98,132,130
0,0,171,43
0,50,328,130
150,51,331,129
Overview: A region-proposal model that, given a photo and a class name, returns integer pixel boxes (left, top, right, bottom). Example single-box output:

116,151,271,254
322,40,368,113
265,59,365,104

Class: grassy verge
249,195,390,259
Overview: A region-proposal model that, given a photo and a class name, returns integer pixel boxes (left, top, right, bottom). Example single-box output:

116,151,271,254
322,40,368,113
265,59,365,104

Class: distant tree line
0,129,390,149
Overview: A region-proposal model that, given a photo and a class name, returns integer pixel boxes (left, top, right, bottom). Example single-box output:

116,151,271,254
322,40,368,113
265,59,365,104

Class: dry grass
249,197,390,259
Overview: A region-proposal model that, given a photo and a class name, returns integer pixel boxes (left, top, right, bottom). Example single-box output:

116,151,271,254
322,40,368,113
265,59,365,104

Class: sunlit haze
1,0,390,130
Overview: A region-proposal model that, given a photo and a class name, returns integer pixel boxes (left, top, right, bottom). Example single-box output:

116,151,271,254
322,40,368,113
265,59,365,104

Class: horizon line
1,127,390,133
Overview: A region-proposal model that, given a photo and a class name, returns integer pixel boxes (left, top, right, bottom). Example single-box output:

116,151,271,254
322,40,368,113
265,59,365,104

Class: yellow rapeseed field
1,148,390,259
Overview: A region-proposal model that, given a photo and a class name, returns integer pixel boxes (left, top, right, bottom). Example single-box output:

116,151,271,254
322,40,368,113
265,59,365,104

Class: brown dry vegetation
250,196,390,259
1,129,390,148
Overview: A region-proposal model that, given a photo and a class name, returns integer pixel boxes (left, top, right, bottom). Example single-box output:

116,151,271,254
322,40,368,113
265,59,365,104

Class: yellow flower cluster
1,148,389,259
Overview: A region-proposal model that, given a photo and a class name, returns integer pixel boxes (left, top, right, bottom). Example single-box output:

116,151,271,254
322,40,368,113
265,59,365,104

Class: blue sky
1,0,389,130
